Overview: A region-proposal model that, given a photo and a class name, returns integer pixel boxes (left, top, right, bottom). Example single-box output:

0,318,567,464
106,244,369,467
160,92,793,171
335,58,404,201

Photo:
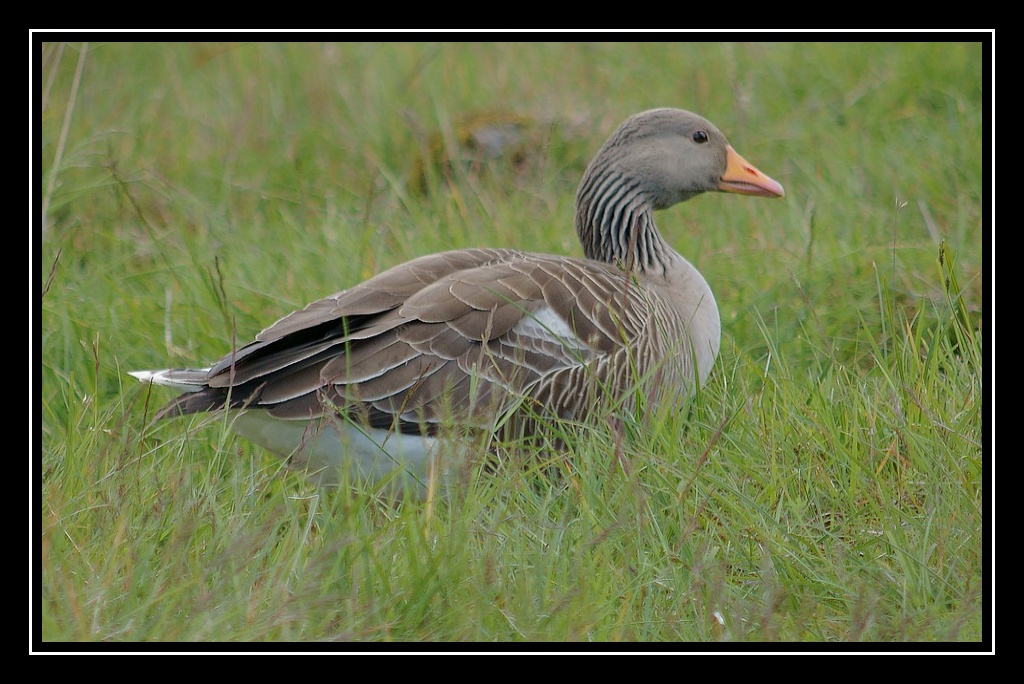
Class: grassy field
37,40,988,647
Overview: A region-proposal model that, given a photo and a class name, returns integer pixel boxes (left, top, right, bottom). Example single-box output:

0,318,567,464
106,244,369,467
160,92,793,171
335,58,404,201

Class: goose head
575,107,784,269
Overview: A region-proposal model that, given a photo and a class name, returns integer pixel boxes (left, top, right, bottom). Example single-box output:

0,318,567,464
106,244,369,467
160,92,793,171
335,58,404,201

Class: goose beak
718,145,785,198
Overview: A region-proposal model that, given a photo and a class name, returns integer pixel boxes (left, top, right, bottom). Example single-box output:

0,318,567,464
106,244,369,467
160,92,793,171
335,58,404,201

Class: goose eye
692,130,709,144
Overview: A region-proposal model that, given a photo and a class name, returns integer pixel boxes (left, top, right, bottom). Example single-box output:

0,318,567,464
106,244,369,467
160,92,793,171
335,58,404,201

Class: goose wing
156,248,651,434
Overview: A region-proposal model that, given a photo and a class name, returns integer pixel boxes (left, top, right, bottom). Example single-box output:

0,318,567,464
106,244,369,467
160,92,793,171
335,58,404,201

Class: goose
131,108,784,494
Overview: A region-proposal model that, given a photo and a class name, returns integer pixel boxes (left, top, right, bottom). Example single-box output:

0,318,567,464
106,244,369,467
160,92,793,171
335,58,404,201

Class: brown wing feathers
156,250,636,436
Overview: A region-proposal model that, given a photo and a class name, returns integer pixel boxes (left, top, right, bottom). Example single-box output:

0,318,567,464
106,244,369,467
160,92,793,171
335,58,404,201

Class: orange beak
718,145,785,198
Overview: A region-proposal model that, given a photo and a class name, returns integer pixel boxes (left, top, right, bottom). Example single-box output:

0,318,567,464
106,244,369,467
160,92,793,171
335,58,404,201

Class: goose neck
575,168,677,276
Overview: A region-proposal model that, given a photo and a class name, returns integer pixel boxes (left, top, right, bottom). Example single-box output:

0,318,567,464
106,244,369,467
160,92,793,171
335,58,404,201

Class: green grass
37,40,987,646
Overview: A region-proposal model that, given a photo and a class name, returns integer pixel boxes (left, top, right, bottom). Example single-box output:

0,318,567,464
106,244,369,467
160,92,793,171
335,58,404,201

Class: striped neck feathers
575,164,679,277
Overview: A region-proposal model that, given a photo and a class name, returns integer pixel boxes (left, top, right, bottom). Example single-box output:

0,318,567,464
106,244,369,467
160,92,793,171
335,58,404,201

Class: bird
131,107,784,495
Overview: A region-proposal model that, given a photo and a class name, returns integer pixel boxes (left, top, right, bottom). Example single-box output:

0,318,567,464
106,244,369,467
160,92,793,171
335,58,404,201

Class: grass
36,40,988,647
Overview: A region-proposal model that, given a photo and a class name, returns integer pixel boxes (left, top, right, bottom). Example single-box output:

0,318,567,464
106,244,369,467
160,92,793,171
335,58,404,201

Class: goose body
131,108,784,493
